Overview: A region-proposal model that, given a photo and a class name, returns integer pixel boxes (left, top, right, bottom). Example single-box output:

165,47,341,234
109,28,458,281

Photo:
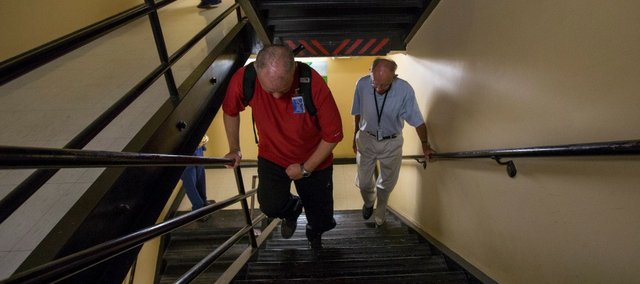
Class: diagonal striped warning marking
286,40,306,56
370,38,390,54
345,39,363,55
311,39,330,55
358,39,377,55
286,38,389,56
299,40,318,56
332,39,351,55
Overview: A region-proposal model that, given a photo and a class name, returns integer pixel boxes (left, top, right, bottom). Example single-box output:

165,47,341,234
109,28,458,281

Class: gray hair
255,45,295,73
371,58,398,73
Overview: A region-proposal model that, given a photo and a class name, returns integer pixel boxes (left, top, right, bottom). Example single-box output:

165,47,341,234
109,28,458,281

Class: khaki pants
355,131,403,219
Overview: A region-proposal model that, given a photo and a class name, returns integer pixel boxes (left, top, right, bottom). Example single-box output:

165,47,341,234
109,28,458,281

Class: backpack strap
242,63,259,144
296,62,316,116
241,61,317,144
242,62,257,106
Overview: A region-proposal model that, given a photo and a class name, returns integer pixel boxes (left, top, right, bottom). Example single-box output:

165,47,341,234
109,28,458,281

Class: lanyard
373,84,391,126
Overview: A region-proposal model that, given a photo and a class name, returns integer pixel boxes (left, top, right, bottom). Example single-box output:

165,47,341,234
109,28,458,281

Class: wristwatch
300,164,312,178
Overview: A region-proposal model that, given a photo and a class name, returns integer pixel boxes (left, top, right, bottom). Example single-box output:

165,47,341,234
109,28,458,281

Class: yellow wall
388,1,640,283
326,57,376,157
126,181,184,284
0,0,142,61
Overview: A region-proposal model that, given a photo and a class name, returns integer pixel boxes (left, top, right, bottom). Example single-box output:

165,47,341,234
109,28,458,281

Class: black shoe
281,197,302,239
197,0,221,9
207,200,216,205
362,204,373,220
306,229,322,249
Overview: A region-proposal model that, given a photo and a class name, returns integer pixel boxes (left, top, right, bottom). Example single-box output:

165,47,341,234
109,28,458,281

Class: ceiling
244,0,440,57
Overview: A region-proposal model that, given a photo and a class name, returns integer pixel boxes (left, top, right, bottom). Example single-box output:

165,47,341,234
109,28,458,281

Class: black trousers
257,157,336,234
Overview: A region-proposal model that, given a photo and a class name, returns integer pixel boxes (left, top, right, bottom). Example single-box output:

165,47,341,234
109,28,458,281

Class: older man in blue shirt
351,58,435,226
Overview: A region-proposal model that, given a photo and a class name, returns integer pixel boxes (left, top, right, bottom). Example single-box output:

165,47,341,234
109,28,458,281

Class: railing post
233,166,258,247
144,0,179,99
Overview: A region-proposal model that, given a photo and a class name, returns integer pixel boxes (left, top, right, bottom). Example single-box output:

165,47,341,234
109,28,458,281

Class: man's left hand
286,163,303,180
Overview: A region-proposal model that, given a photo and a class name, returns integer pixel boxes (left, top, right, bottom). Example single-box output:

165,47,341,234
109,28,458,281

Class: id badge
376,130,383,141
292,96,305,114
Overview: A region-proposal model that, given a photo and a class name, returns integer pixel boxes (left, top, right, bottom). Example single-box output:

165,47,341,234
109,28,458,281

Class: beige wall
388,0,640,283
0,0,142,61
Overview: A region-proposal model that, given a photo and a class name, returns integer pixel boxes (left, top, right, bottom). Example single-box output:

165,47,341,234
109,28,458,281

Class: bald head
255,45,296,98
370,58,397,94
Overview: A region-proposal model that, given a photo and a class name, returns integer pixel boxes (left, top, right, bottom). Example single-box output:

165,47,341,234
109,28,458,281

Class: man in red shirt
222,45,343,249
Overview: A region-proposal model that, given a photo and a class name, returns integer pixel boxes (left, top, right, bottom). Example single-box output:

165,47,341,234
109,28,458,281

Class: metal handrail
0,0,166,86
175,213,266,284
192,139,640,177
0,2,243,224
0,146,265,283
0,146,232,169
429,139,640,177
0,190,259,284
0,0,175,86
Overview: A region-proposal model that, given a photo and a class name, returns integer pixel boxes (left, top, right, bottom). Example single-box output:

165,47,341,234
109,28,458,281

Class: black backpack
242,61,317,143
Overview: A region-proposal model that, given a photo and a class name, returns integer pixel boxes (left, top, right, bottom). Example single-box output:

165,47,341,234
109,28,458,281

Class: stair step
233,271,469,283
160,272,222,284
242,255,448,279
162,244,249,263
162,260,233,278
170,227,247,238
292,215,404,227
273,224,410,238
166,235,250,252
256,245,432,262
265,235,420,249
173,209,261,231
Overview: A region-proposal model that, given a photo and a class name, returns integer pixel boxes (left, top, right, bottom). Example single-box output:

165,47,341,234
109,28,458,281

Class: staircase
158,209,479,283
232,210,478,283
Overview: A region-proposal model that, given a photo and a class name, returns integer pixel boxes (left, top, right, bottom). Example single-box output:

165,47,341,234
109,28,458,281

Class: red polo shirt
223,64,343,170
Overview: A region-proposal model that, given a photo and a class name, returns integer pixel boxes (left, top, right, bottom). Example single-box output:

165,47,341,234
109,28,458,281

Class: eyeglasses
370,74,393,92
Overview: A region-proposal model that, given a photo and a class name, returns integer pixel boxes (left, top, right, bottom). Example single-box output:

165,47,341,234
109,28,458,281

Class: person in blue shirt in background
181,135,214,222
351,58,436,226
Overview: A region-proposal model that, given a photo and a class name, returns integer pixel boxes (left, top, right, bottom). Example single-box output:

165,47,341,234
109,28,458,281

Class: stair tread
163,244,249,261
166,236,250,251
162,261,233,277
160,272,222,284
265,235,420,249
271,225,410,237
244,255,449,278
233,271,469,283
256,245,432,261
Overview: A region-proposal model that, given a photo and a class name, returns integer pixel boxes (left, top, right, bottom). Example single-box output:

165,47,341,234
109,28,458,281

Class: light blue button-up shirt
351,75,424,137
